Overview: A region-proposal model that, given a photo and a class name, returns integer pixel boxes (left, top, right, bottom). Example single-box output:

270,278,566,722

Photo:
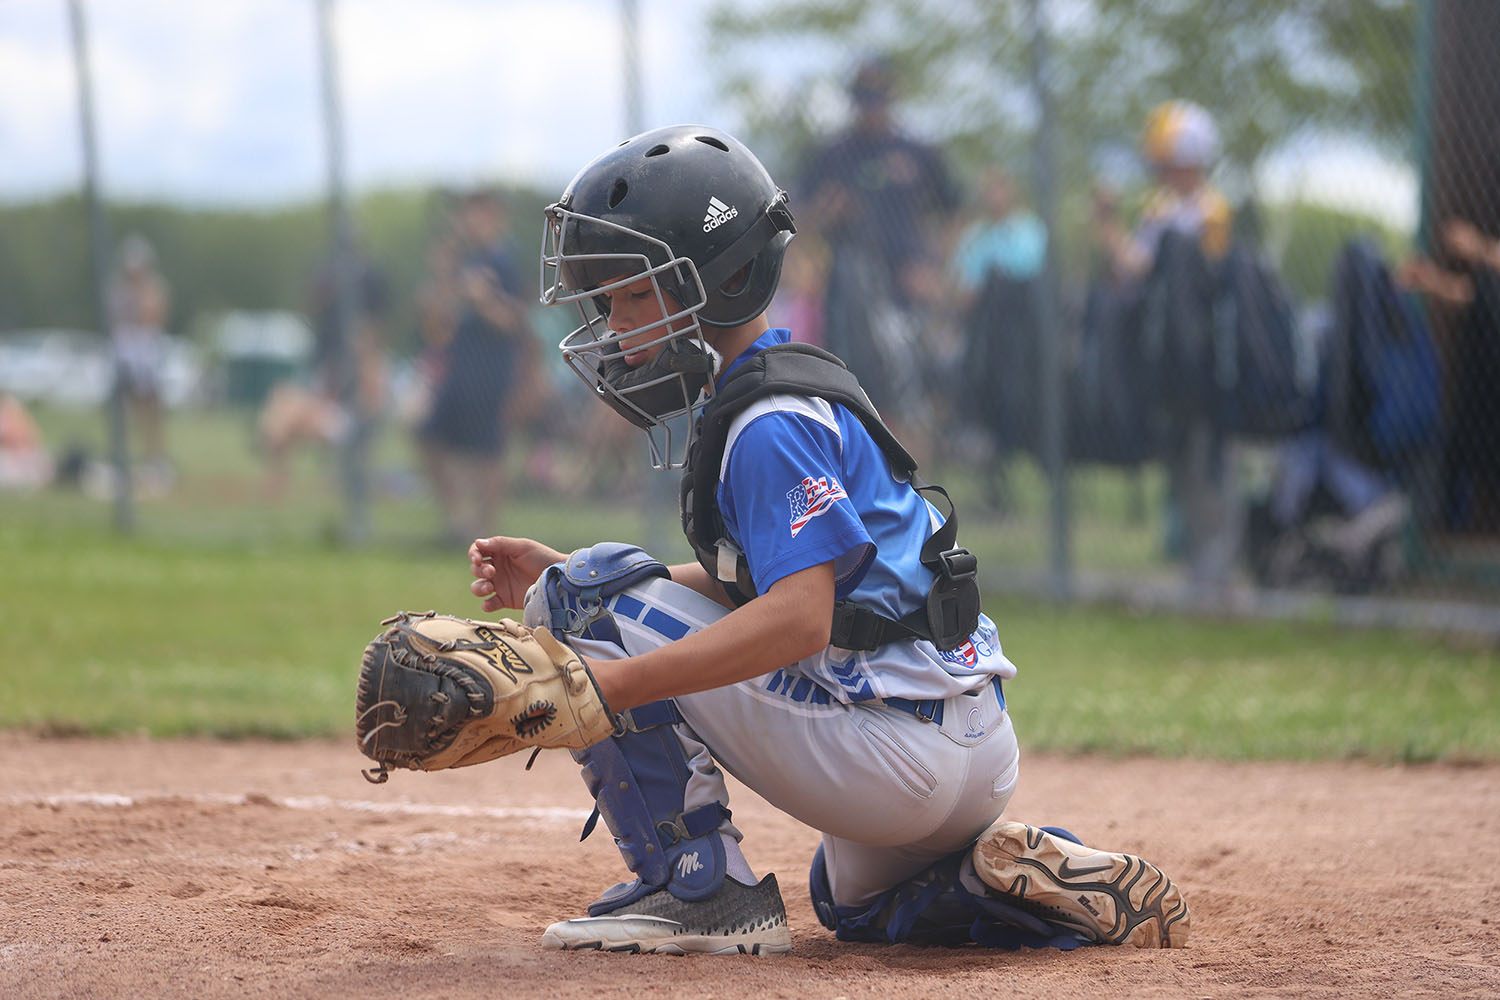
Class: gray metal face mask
543,204,717,469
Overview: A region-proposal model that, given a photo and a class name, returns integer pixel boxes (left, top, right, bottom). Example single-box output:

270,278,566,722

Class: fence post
314,0,370,545
68,0,134,533
1027,0,1070,600
621,0,678,556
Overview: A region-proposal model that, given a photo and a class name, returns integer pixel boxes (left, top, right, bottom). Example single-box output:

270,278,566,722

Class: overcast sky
0,0,726,206
0,0,1417,230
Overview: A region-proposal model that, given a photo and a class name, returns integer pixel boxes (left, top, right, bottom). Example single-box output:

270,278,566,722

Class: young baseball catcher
354,124,1189,955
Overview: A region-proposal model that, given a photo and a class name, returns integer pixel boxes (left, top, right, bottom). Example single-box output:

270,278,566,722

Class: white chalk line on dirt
1,791,590,823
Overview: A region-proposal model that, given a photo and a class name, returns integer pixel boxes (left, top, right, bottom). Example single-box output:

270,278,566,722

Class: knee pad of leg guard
807,843,1086,949
522,542,670,643
573,700,728,915
807,843,985,945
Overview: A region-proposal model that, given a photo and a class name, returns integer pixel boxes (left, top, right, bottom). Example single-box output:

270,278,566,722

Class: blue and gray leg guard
524,542,730,916
808,828,1092,950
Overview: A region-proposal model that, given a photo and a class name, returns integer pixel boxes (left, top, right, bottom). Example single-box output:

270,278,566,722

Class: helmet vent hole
645,144,670,157
695,135,729,152
608,179,629,208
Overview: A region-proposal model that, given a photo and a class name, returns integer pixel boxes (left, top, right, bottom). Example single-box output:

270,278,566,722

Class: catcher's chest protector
678,343,980,651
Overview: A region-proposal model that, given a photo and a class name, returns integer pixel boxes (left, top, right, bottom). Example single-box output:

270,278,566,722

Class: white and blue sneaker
540,873,793,955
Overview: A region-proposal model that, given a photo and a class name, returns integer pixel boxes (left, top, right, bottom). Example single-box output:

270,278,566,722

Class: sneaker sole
972,821,1190,948
540,915,792,955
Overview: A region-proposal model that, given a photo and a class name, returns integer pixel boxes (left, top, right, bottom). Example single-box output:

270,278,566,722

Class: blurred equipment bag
1139,228,1219,426
1328,239,1441,472
354,611,615,783
1069,276,1157,466
1214,243,1319,439
1139,231,1320,441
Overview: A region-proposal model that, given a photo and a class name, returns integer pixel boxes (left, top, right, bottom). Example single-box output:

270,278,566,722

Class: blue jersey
714,329,1015,705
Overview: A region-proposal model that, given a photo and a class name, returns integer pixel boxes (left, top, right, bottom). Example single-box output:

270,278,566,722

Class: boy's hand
469,536,567,613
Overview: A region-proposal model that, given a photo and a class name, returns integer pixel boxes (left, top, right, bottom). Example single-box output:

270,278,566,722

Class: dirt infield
1,734,1496,999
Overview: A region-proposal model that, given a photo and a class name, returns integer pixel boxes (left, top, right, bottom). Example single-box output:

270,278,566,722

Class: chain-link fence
714,0,1500,624
2,0,1496,631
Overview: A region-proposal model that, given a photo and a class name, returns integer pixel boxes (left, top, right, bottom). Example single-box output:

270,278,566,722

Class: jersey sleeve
719,401,874,597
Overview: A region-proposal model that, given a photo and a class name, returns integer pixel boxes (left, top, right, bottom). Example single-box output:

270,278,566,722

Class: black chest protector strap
679,342,979,652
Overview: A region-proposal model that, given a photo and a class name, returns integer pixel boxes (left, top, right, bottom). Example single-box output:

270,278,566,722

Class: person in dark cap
795,56,961,442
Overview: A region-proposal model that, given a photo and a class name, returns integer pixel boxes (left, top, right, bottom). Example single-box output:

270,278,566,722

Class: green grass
992,603,1500,762
2,402,1497,760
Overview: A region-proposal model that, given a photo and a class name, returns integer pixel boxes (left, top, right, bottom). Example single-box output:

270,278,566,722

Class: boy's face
599,274,692,367
1156,163,1204,196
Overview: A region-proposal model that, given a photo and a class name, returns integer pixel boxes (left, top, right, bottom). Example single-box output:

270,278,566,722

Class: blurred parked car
0,328,204,409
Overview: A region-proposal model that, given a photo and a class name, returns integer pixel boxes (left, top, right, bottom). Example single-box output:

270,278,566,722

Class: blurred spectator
1324,240,1441,485
950,167,1048,507
0,392,52,490
417,187,532,544
1245,236,1444,592
1090,100,1238,590
258,245,390,500
1246,300,1409,592
796,55,962,437
951,168,1047,299
107,233,173,494
1248,426,1409,593
1094,101,1232,283
402,209,465,430
1399,217,1500,534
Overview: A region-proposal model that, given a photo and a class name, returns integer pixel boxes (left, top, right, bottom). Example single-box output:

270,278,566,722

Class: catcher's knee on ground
807,838,1086,949
808,823,1188,950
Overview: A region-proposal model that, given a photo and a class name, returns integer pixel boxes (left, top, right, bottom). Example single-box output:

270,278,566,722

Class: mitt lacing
356,700,404,785
356,699,406,747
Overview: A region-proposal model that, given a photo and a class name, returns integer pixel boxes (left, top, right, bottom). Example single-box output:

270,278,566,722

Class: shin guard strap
573,700,728,908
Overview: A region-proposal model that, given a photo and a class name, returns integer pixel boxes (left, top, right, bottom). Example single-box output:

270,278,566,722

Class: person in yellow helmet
1095,100,1232,283
1091,100,1240,591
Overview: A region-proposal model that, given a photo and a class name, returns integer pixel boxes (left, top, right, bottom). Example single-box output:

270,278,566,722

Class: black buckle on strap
937,547,977,582
926,547,981,651
830,601,887,652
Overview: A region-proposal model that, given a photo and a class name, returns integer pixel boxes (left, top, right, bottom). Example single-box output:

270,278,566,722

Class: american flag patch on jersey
787,475,848,537
939,638,979,667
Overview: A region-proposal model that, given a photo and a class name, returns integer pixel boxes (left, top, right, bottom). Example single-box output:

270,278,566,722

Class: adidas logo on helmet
702,196,739,232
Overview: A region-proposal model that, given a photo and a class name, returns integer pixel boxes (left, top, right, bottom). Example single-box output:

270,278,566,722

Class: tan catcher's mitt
354,611,615,783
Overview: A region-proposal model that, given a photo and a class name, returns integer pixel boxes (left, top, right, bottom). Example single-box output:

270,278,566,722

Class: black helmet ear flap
694,195,796,328
695,193,796,297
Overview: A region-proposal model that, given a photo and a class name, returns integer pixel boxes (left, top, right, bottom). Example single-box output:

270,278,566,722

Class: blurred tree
707,0,1418,206
1268,201,1406,303
0,183,553,353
